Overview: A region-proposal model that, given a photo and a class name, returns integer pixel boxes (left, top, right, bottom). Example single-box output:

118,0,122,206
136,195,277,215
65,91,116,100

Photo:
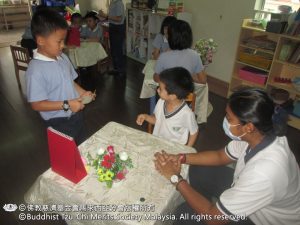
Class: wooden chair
147,93,196,133
10,45,31,89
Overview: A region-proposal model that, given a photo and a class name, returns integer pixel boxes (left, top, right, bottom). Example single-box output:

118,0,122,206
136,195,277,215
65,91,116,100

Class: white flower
209,38,214,42
97,148,105,155
119,152,128,161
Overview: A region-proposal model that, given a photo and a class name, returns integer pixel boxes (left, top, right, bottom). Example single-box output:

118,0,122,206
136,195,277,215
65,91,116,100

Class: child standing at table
26,8,95,144
136,67,198,147
66,13,83,47
81,11,103,43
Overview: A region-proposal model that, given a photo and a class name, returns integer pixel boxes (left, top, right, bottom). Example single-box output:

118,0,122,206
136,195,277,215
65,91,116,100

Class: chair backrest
10,45,30,71
147,93,196,133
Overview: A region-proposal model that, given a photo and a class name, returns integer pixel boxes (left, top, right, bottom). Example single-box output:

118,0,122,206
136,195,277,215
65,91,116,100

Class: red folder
47,127,87,184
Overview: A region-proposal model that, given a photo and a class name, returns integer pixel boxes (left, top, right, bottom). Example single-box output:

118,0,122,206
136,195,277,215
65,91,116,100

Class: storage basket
238,51,272,70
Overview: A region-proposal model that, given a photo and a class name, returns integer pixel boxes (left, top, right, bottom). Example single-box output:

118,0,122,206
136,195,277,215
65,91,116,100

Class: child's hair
84,11,98,21
71,13,82,22
168,19,193,50
159,67,194,100
160,16,177,35
228,88,286,136
31,8,68,39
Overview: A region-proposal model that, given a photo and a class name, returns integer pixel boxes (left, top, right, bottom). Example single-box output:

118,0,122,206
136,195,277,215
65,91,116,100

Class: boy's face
36,29,67,59
72,17,82,28
86,17,97,30
157,81,176,101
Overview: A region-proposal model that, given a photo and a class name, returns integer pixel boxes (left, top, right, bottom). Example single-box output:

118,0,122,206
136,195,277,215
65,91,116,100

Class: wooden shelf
288,114,300,130
0,4,30,30
268,81,300,95
239,44,275,55
229,19,300,130
232,75,266,88
274,60,300,69
236,60,270,72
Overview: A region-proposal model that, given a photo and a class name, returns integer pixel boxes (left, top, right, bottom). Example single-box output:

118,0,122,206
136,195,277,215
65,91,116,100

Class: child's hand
136,114,148,126
69,98,85,112
81,90,96,101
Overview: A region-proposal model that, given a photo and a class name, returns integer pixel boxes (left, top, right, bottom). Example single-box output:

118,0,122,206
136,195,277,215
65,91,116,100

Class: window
264,0,299,13
255,0,299,20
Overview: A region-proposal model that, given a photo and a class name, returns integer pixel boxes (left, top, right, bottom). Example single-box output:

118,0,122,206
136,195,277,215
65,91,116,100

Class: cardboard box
238,67,268,85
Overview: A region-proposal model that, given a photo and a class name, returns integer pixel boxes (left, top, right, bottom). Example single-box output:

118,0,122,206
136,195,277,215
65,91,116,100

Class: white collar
33,49,62,62
89,24,99,33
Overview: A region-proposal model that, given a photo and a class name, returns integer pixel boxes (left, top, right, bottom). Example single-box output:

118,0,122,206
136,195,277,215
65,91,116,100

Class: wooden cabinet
0,4,30,30
229,19,300,130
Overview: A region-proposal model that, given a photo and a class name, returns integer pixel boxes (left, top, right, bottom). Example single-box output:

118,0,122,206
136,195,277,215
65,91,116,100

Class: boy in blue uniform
26,8,95,144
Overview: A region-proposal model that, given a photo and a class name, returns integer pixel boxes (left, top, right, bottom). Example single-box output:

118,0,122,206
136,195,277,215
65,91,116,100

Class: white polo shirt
216,135,300,225
153,99,198,145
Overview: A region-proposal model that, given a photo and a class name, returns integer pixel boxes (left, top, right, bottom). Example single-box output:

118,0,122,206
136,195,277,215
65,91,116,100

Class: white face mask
223,117,246,141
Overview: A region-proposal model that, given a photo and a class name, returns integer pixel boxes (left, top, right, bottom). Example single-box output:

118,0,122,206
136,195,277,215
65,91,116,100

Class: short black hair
84,11,98,21
168,19,193,50
159,67,194,100
31,8,68,39
228,88,275,135
71,13,82,22
160,16,177,35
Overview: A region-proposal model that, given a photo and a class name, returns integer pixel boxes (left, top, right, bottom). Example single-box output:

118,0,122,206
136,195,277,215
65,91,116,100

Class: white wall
77,0,130,15
183,0,256,82
78,0,256,83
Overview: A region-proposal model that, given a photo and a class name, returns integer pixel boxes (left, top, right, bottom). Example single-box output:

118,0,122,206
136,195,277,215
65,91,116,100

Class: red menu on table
47,127,87,184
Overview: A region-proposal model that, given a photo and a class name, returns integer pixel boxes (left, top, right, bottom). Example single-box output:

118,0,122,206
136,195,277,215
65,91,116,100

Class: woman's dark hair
160,16,177,35
168,19,193,50
159,67,194,100
228,88,286,136
31,8,68,39
71,13,82,22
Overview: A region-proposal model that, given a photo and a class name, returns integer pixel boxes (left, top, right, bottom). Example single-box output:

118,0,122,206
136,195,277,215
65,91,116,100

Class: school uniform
152,33,169,53
177,135,300,225
216,135,300,225
153,99,198,145
80,24,103,42
155,49,209,124
108,0,126,76
25,50,85,144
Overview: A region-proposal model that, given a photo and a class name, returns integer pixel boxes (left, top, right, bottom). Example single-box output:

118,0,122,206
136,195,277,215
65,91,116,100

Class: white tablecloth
24,122,196,225
66,42,108,68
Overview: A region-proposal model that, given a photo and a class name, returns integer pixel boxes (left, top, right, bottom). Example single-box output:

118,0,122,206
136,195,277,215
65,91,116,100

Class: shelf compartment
239,44,275,55
274,59,300,69
268,81,300,96
236,60,270,72
287,114,300,130
231,75,266,89
238,51,272,70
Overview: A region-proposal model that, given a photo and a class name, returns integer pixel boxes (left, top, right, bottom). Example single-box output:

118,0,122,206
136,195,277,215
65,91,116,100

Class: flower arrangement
194,38,218,66
86,145,133,188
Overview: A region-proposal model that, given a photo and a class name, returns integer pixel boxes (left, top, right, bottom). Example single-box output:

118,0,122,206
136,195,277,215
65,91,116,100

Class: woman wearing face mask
154,88,300,225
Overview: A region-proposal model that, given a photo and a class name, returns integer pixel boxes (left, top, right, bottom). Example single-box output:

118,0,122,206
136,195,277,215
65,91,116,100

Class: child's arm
136,114,156,126
186,130,199,147
192,71,207,84
30,99,84,113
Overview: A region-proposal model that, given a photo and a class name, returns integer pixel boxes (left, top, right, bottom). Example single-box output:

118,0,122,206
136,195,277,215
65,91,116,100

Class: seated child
136,67,198,146
66,13,82,47
26,8,95,145
81,11,103,42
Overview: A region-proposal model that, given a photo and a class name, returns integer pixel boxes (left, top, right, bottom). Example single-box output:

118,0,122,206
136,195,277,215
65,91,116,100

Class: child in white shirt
136,67,198,146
